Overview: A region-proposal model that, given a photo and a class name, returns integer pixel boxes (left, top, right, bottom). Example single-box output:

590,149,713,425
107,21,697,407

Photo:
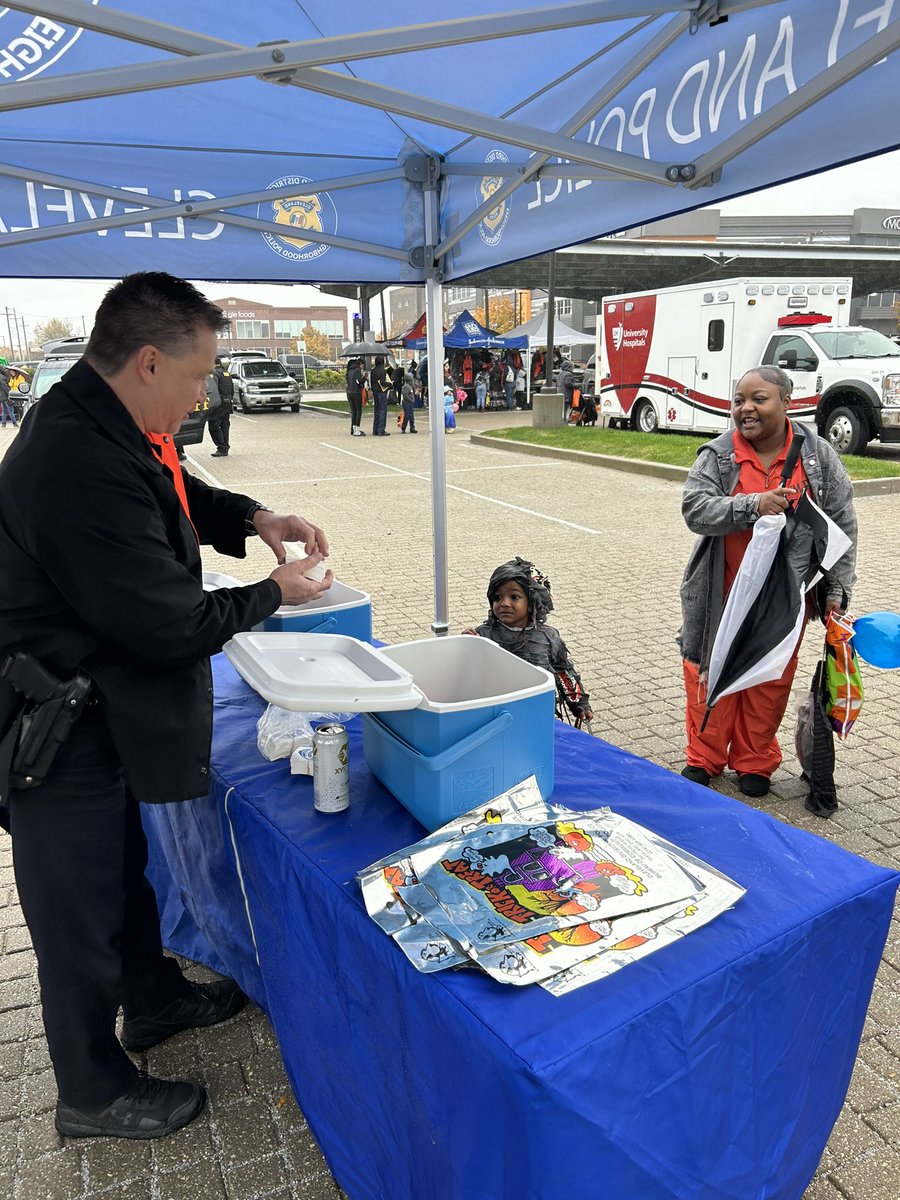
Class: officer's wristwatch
244,502,273,533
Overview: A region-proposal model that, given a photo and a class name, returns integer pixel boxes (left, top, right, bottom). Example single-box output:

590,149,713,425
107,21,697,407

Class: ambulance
594,277,900,455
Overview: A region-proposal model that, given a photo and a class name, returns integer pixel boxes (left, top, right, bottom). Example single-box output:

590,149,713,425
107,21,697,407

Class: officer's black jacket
0,360,281,802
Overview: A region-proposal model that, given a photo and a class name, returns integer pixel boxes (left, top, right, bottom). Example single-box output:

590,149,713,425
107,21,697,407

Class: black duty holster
0,652,93,808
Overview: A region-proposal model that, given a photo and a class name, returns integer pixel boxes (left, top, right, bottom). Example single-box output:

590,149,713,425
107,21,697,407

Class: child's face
491,581,530,628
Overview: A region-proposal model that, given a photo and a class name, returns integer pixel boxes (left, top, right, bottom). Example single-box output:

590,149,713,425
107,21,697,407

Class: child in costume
443,384,457,432
465,557,592,722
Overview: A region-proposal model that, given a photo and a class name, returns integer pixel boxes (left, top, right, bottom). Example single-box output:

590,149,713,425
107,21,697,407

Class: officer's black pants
8,712,191,1107
208,405,231,453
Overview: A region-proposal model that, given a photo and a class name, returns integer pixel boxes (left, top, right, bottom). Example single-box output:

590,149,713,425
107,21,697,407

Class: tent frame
4,1,899,634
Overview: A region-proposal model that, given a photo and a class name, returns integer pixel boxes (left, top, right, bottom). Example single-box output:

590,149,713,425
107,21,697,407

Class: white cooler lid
203,571,243,591
224,632,423,712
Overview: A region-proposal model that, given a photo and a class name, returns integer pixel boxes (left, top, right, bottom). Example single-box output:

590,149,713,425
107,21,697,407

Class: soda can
313,723,350,813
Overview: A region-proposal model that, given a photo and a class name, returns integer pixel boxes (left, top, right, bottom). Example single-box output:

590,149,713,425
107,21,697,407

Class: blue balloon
851,611,900,669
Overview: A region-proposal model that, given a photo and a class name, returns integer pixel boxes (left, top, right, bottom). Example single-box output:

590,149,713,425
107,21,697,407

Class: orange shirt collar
732,418,792,467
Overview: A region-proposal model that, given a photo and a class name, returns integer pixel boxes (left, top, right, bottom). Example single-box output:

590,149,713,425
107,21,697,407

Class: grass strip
482,426,900,480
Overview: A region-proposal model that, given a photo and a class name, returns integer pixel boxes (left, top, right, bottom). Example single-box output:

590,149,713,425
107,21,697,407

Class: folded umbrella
704,487,851,716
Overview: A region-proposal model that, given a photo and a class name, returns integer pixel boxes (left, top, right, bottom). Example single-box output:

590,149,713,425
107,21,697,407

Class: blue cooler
255,580,372,641
361,636,555,831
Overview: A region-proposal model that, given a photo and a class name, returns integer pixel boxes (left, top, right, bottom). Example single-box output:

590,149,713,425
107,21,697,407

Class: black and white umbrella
704,492,852,715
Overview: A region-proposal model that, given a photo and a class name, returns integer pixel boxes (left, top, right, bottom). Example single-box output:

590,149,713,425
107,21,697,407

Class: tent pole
543,252,556,390
423,175,449,637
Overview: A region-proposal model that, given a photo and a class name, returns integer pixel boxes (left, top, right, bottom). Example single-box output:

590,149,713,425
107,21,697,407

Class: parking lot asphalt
1,400,899,1200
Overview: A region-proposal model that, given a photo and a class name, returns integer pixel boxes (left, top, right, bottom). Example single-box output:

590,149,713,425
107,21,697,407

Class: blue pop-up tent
1,2,897,630
408,309,527,350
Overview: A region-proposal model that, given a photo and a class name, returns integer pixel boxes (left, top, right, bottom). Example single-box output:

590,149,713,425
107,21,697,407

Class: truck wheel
632,399,658,434
238,390,251,414
825,406,866,456
290,402,300,413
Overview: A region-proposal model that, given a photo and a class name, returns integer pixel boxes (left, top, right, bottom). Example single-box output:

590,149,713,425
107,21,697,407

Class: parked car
278,352,326,382
21,339,209,449
231,357,301,412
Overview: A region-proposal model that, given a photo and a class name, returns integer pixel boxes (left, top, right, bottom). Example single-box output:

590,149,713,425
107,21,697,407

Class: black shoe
410,429,418,433
210,450,228,457
681,765,712,787
120,979,246,1053
739,773,770,797
55,1074,205,1140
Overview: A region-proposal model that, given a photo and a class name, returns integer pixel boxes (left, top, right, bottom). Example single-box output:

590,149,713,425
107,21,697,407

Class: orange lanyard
146,433,197,539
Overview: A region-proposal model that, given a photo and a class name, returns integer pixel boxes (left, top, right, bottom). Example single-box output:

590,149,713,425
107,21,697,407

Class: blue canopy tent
0,1,898,633
408,308,527,350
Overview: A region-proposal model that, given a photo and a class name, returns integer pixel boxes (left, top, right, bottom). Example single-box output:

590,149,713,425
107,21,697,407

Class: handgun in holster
0,652,93,805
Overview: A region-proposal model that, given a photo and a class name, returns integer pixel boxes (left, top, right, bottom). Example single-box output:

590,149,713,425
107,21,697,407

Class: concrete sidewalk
2,405,898,1199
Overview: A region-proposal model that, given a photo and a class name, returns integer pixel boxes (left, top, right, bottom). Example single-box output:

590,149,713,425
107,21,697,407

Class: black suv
23,339,208,449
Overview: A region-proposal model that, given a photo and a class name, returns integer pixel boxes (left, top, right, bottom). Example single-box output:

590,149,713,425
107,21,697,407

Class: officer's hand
269,557,334,606
254,511,330,563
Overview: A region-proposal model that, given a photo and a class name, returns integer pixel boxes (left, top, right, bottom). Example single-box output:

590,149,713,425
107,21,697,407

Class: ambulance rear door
695,300,735,431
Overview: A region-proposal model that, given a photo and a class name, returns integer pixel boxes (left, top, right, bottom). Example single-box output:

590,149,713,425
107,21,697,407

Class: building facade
213,296,349,359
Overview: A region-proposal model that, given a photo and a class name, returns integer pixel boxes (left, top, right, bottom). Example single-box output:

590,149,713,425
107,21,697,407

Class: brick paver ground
1,401,898,1200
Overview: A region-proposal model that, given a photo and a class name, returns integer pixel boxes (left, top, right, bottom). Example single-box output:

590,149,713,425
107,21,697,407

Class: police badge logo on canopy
478,150,511,248
259,176,338,263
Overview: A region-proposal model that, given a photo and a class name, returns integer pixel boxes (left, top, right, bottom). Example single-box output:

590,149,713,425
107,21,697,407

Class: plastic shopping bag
825,611,863,738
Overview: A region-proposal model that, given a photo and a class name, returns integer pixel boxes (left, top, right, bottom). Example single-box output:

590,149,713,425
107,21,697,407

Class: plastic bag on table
257,706,314,761
256,707,354,761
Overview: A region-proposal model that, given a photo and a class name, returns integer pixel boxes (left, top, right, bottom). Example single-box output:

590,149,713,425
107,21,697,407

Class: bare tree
34,317,75,346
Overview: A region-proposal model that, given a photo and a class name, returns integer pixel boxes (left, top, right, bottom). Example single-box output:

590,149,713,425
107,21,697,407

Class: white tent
504,312,593,348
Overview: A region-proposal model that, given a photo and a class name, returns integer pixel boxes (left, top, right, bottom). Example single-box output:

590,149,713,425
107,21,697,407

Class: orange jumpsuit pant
683,646,802,779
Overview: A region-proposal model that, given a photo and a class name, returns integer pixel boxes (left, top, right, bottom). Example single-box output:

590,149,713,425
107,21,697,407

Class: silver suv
231,358,301,413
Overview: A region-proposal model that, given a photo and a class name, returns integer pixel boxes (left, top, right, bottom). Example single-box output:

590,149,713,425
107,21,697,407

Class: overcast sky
4,150,897,347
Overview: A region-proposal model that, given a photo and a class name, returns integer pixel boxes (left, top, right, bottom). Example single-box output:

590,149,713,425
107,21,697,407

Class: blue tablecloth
142,655,899,1200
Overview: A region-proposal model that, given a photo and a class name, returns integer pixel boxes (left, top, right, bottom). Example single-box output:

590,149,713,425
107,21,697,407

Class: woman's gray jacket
678,421,857,670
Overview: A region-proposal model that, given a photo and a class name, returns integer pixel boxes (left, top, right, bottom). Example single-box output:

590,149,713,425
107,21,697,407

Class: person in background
208,356,235,457
399,370,418,433
417,355,429,403
464,557,592,723
346,357,366,437
391,359,405,406
474,367,488,411
0,271,332,1142
678,366,857,796
205,371,228,459
0,357,16,429
556,359,576,420
370,354,390,436
515,364,527,409
504,358,517,410
443,384,457,434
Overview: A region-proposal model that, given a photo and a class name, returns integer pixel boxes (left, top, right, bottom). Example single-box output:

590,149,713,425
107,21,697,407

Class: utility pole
483,288,490,330
4,308,14,359
18,315,27,358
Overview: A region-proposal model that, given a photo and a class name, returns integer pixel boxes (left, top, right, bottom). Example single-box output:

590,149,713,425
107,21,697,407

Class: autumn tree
298,324,332,361
471,295,517,334
34,317,75,346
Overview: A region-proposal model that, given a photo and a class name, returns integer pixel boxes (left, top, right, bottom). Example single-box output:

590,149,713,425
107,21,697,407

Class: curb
469,433,900,496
